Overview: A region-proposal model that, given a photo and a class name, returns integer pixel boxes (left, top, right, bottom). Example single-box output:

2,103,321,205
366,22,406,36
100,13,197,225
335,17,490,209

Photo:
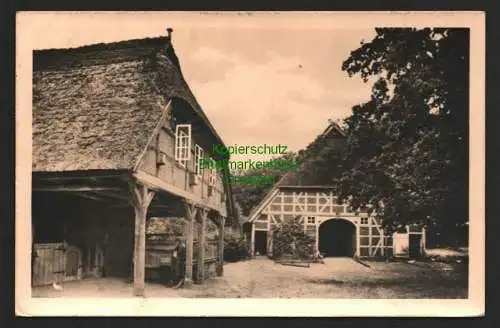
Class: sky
26,12,376,162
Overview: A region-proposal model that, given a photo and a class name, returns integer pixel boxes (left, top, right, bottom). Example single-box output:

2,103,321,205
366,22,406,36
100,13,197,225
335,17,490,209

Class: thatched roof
275,121,346,187
32,36,226,172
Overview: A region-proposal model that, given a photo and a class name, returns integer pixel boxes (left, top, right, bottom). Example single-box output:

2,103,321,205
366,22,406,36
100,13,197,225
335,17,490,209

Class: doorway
319,219,356,257
254,231,267,255
409,233,423,259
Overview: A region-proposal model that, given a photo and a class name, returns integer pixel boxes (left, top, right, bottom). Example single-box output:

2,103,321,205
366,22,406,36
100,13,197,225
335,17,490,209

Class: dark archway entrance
319,219,356,257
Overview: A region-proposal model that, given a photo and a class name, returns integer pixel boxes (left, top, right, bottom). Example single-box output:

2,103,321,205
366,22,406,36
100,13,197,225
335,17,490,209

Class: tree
337,28,469,240
272,218,314,260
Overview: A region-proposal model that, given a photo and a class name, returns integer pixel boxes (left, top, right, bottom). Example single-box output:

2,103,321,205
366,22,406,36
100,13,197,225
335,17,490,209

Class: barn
244,122,426,259
31,30,235,296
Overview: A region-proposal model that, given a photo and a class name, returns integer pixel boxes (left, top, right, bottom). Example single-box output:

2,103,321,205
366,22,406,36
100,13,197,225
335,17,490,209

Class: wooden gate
64,245,83,281
32,243,66,286
32,243,82,286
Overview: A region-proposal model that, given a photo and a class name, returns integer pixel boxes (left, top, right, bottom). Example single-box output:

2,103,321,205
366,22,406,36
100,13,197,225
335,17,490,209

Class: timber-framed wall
247,188,426,259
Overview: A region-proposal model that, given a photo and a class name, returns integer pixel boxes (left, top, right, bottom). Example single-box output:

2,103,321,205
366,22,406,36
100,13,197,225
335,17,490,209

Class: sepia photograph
16,11,485,316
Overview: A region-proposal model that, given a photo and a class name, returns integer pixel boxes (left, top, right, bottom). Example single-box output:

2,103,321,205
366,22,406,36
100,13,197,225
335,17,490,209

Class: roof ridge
33,36,172,71
33,36,170,54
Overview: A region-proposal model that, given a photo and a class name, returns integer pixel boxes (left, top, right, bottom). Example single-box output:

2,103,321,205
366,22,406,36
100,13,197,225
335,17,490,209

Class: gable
277,122,346,187
247,122,346,222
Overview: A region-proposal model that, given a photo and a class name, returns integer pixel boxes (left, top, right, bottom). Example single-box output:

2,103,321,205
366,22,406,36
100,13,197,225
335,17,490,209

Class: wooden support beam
90,190,131,201
33,172,129,181
129,181,155,297
217,216,225,276
32,186,121,192
133,170,227,216
66,192,106,202
183,200,198,287
195,207,208,284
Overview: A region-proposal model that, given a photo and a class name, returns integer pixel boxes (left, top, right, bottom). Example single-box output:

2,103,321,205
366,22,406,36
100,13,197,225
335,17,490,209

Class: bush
272,219,314,260
224,230,249,262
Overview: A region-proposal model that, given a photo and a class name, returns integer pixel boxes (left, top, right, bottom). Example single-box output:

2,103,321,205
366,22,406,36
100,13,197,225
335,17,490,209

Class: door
64,245,82,281
409,234,422,259
254,231,267,255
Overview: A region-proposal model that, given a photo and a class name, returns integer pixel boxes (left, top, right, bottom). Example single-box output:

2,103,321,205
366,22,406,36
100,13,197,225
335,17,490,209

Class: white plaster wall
393,232,409,256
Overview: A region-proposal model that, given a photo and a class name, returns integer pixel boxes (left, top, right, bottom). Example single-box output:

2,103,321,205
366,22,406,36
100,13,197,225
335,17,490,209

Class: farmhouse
31,30,235,296
244,121,426,259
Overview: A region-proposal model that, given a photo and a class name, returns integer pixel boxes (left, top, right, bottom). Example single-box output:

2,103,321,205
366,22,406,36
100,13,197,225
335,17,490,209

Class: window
360,217,369,225
194,144,204,176
174,124,191,167
307,216,315,224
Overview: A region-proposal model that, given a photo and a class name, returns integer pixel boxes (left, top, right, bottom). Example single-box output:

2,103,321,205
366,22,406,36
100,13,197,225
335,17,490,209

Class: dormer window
175,124,191,167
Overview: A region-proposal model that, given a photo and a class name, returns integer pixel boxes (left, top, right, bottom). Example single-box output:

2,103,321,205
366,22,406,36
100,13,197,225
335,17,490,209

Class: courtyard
32,256,468,299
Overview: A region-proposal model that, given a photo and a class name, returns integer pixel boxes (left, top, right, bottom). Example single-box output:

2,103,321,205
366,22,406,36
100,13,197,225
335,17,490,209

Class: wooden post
266,214,272,257
356,219,360,258
129,182,155,297
94,244,100,277
250,223,255,257
183,200,197,287
315,221,320,255
267,227,273,258
421,227,426,255
217,216,225,276
31,225,35,287
196,207,207,284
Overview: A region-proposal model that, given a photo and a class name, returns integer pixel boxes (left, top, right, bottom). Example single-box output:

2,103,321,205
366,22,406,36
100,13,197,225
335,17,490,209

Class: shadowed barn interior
318,219,356,257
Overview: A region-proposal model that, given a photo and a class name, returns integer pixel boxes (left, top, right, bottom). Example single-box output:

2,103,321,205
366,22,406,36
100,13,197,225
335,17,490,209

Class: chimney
166,27,173,40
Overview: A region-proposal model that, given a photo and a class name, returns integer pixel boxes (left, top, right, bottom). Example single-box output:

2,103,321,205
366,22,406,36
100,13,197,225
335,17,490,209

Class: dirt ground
32,257,467,299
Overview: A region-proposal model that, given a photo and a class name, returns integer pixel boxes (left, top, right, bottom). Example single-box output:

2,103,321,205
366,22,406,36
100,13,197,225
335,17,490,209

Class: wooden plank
134,170,226,216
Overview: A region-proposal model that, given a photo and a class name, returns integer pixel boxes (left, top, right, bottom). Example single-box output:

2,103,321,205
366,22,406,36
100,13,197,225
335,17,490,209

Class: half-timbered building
31,30,235,296
245,122,426,259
